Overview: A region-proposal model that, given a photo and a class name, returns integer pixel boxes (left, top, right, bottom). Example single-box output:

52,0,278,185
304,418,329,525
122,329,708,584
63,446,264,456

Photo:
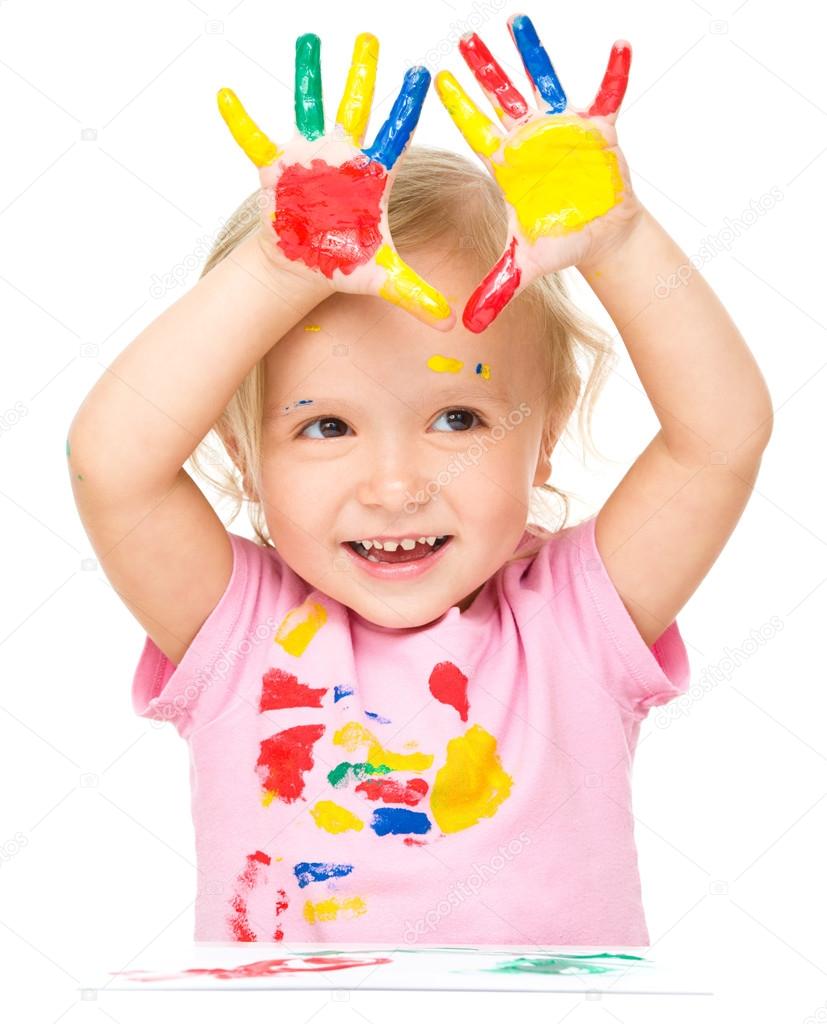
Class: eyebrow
271,384,515,418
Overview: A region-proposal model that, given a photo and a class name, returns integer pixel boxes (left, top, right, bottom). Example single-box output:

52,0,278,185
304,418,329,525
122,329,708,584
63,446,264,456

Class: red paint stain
257,724,326,804
274,157,385,277
355,777,429,805
260,667,327,711
273,887,288,942
227,850,271,942
428,662,470,721
115,955,393,982
403,836,428,847
463,236,521,333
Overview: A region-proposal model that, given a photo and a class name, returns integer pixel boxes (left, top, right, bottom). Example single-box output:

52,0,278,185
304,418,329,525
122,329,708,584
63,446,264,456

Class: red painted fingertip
587,40,632,118
462,237,522,333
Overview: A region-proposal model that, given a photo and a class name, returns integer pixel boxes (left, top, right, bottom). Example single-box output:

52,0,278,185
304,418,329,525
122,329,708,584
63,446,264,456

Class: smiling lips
347,536,451,564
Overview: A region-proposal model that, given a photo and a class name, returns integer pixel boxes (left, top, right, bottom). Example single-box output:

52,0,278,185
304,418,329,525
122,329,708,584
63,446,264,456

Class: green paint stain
488,952,647,976
327,761,392,787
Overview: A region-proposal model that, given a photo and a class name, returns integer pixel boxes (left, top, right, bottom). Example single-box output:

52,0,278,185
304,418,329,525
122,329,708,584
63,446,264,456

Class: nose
355,439,431,515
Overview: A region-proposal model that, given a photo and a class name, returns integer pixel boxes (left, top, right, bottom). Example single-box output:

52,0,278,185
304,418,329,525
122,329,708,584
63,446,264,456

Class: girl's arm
579,209,773,647
68,235,329,665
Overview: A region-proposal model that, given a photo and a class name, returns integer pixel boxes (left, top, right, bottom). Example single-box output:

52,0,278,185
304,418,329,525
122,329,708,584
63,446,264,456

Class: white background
0,0,824,1019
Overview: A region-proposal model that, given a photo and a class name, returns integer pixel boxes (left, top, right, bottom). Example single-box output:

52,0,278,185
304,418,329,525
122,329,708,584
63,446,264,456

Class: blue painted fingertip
510,14,567,114
363,66,430,169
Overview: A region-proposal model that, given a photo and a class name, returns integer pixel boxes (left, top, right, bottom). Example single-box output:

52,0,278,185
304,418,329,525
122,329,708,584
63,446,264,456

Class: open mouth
345,536,452,564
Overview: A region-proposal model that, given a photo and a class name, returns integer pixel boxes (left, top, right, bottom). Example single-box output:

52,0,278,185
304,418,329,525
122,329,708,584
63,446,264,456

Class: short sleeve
130,531,277,739
551,514,690,719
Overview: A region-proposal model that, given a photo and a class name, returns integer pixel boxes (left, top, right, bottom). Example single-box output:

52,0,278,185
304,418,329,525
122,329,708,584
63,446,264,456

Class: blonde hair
188,146,615,566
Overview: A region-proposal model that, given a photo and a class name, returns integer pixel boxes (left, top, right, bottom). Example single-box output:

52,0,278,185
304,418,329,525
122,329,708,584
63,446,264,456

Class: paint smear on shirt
355,777,428,805
303,895,368,924
293,862,354,888
428,661,470,721
227,850,271,942
334,721,434,771
370,807,431,836
310,799,365,834
274,600,327,657
328,761,392,787
257,724,325,804
260,667,327,711
431,724,513,833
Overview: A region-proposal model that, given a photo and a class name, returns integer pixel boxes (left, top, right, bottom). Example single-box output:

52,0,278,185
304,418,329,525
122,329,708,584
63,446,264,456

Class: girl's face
257,250,552,629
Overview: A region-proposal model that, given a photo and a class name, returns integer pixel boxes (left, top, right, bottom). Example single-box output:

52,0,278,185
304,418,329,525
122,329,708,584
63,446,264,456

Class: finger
363,66,429,170
508,13,567,114
374,244,454,328
216,88,281,167
434,70,503,160
586,41,632,119
457,32,529,126
335,32,379,146
463,237,523,333
295,32,324,140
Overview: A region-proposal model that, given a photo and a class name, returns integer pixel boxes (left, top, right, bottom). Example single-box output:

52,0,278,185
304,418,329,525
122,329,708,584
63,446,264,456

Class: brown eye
299,417,352,439
432,408,482,432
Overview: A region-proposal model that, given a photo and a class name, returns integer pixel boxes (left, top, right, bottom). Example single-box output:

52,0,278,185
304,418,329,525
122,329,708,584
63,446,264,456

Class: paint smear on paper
293,862,354,888
487,952,645,975
310,799,364,834
355,777,428,805
257,724,325,805
274,600,327,657
114,954,392,981
274,157,386,277
431,724,513,833
260,668,327,711
427,354,463,374
428,662,470,721
304,895,367,924
334,721,434,772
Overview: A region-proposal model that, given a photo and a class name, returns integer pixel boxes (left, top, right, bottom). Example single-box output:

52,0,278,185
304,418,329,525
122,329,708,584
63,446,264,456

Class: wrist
576,205,652,278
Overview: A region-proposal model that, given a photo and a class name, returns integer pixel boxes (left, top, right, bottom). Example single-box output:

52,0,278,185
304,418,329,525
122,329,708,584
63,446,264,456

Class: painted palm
436,14,638,332
218,33,454,330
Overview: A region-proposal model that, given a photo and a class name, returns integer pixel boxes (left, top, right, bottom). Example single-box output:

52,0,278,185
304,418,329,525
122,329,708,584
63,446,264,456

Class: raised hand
436,14,639,332
217,33,455,330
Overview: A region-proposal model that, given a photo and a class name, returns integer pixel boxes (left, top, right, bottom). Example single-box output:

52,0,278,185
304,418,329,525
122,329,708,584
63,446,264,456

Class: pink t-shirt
132,515,689,946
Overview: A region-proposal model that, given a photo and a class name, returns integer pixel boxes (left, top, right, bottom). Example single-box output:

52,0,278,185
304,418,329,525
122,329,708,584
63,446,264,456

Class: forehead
265,274,542,411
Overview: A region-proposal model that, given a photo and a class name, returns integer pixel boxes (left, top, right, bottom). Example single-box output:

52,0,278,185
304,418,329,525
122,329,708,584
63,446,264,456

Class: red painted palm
436,14,641,332
218,33,455,330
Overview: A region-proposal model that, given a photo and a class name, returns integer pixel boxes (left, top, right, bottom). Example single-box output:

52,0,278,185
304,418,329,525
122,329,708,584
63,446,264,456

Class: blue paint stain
475,362,483,374
364,710,391,723
363,66,430,170
510,15,567,114
333,684,354,703
370,808,431,836
293,862,354,888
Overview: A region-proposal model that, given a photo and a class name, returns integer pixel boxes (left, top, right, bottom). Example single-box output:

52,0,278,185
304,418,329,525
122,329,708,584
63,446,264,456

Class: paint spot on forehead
427,354,464,373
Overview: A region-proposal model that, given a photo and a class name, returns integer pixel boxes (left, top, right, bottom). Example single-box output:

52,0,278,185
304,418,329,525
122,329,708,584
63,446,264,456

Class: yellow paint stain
310,799,364,834
492,115,624,243
435,71,501,158
333,721,433,771
477,363,491,379
427,354,463,374
303,324,321,331
261,789,276,807
375,244,451,322
430,723,513,834
303,895,367,924
336,33,379,146
274,599,327,657
216,87,281,168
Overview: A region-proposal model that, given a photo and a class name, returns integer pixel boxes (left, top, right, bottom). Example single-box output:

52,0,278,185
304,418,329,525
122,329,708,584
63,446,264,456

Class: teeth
353,535,447,552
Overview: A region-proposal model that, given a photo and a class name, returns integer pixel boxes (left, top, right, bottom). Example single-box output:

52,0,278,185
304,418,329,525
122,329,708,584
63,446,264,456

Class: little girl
69,19,772,946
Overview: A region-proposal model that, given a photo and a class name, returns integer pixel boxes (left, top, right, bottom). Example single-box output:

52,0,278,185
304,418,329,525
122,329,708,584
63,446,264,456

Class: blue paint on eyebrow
511,15,567,114
280,398,316,415
363,66,430,170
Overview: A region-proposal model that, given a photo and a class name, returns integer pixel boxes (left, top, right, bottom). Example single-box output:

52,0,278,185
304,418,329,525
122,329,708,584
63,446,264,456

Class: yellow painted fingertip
375,245,452,324
435,70,501,159
336,32,379,145
217,87,281,168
